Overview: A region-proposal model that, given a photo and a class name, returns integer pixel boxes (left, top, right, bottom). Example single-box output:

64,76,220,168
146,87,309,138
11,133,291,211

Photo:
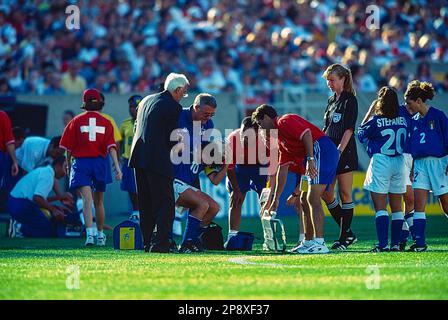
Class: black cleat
331,241,348,251
345,233,358,247
398,241,407,251
179,240,204,253
407,243,427,252
370,244,389,252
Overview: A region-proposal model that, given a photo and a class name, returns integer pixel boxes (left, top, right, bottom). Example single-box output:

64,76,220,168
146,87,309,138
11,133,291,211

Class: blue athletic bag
113,220,143,250
224,231,254,251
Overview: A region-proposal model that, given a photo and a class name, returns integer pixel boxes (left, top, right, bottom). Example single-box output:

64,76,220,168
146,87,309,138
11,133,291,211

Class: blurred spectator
0,0,447,96
414,62,436,84
351,64,377,93
61,61,87,94
438,73,448,92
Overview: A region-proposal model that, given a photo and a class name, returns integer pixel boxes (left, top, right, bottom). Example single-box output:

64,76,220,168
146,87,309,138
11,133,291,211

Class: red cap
83,88,102,103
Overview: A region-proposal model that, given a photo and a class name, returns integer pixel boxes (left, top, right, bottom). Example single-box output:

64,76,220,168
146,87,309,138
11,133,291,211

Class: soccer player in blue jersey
404,80,448,252
173,143,229,253
358,87,409,252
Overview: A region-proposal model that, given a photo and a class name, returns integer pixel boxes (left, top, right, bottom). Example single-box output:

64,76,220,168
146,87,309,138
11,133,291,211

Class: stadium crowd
1,0,448,97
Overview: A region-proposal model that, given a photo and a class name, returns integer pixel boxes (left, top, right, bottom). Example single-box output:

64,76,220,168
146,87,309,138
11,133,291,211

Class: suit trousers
135,168,175,252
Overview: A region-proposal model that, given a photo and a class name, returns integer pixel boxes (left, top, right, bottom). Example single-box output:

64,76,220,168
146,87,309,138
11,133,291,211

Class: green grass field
1,215,447,300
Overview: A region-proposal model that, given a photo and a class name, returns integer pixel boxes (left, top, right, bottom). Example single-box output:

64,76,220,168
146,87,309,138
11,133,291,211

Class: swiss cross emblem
80,118,105,141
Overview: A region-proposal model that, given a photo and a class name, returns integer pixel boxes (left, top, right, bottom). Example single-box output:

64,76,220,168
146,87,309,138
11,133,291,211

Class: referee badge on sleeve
333,112,342,123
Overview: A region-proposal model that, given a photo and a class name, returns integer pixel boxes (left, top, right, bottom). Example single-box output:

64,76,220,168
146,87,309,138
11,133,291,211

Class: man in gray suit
129,73,189,253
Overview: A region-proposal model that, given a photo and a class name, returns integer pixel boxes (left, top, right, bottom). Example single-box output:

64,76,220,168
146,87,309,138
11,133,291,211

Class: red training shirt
60,111,116,158
0,110,14,152
275,114,325,166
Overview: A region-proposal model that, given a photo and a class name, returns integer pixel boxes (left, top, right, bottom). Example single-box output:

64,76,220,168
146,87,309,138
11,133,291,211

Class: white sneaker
96,233,106,246
293,240,316,254
299,240,330,254
85,234,95,246
289,240,305,253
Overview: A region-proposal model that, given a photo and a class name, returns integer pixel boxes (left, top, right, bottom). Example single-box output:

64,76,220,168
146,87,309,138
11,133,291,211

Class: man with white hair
129,72,189,253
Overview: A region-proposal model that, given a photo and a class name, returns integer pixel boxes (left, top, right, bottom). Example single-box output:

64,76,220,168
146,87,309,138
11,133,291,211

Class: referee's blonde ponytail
323,64,356,96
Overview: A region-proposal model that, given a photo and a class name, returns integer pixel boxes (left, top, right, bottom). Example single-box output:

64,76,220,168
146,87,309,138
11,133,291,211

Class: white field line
227,257,446,269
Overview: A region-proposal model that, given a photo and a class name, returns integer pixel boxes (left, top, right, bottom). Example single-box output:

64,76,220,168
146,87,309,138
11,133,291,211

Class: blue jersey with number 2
409,107,448,159
357,115,408,158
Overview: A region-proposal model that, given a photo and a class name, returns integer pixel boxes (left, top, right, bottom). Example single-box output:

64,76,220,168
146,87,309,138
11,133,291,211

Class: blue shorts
105,154,113,184
226,165,267,195
69,157,109,192
308,136,339,189
120,158,137,193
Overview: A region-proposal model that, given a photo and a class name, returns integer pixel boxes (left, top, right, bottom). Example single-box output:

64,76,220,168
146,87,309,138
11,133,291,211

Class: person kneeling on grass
173,142,229,253
8,156,71,238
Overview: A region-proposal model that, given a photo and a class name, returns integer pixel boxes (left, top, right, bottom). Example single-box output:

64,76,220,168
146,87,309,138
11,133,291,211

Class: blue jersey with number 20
357,114,408,158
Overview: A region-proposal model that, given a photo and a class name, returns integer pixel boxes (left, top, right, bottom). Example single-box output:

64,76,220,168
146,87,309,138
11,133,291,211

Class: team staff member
119,95,143,220
321,63,358,250
8,156,69,238
253,104,339,254
129,73,189,253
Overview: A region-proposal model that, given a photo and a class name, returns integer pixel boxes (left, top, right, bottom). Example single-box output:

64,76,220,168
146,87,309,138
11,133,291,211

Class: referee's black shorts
337,146,358,175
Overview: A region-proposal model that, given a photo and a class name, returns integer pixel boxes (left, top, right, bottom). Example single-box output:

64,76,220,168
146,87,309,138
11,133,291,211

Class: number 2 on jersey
420,133,426,144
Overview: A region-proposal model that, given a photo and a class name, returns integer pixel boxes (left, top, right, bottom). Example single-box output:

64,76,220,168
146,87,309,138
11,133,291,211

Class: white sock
97,230,104,238
132,210,139,218
228,230,238,239
299,233,305,242
86,227,94,237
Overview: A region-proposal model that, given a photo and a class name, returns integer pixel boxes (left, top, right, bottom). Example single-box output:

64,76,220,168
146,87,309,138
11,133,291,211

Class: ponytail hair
323,63,356,96
404,80,435,102
375,86,399,119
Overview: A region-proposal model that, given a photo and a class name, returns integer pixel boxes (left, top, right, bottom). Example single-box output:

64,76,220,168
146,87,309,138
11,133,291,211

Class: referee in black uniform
321,64,358,250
